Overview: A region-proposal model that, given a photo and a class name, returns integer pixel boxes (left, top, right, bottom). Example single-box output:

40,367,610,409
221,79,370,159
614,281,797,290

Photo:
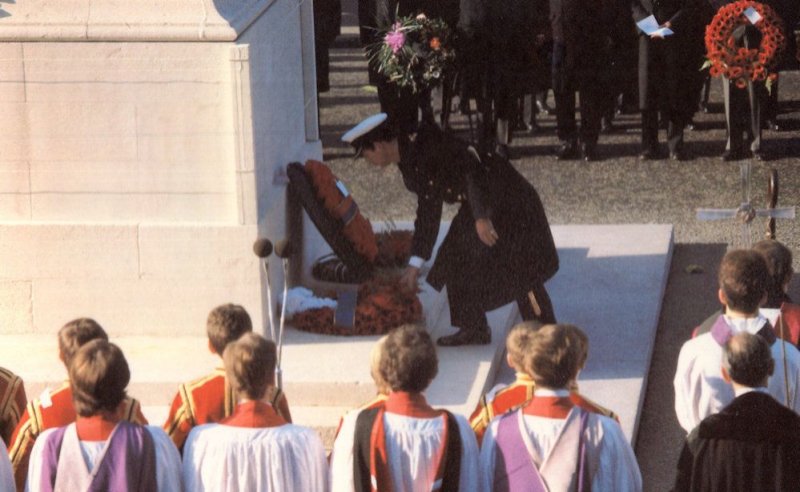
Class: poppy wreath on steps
289,275,423,336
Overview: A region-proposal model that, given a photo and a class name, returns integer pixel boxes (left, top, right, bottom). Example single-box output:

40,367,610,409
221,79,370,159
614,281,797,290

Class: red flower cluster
305,160,378,263
290,275,423,336
705,1,786,88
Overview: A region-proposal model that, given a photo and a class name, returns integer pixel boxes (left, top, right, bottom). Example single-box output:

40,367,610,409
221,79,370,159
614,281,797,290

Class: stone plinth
0,0,321,334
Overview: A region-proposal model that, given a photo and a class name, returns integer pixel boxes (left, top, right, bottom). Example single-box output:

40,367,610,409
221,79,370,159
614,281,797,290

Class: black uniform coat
398,122,559,313
549,0,607,92
673,391,800,491
632,0,702,114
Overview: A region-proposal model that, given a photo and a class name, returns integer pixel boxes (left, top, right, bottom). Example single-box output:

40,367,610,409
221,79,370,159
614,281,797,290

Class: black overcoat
632,0,703,113
398,122,559,313
549,0,607,91
673,391,800,491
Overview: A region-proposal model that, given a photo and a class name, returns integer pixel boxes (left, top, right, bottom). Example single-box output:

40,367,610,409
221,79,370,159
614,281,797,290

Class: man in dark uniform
673,332,800,491
342,113,559,346
632,0,700,160
550,0,610,161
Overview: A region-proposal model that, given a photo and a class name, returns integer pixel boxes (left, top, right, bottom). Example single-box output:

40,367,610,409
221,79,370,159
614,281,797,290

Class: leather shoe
670,149,691,161
751,150,765,161
557,142,579,160
601,118,613,134
764,119,780,131
639,147,661,160
581,142,598,161
436,328,491,346
721,149,746,161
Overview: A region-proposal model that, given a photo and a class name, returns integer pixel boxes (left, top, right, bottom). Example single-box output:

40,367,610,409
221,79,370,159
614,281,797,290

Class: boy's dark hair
752,239,793,306
379,324,438,393
69,339,130,417
223,333,277,401
207,304,253,355
524,324,584,389
719,250,768,313
723,332,774,388
58,318,109,368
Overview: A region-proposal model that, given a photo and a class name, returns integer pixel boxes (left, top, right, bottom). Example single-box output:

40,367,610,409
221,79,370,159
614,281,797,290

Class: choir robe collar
75,415,121,441
523,389,574,419
384,391,440,418
712,314,775,346
221,400,286,428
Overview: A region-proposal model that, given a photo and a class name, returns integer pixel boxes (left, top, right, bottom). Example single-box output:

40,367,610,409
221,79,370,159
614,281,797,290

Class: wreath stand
286,161,422,335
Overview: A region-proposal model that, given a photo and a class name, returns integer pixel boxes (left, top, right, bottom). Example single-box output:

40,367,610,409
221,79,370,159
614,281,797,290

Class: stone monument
0,0,321,335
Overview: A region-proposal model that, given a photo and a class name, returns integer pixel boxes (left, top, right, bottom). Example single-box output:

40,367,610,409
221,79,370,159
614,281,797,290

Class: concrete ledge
0,0,285,42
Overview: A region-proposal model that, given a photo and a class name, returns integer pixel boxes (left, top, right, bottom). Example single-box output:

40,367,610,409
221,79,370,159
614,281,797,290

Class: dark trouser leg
578,86,602,146
747,80,762,153
554,88,578,143
763,78,778,122
641,109,659,149
667,113,685,154
723,78,747,152
448,285,488,332
516,284,556,325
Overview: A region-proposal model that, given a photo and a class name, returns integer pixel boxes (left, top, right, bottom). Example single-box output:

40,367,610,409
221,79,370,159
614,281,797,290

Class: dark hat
341,113,388,158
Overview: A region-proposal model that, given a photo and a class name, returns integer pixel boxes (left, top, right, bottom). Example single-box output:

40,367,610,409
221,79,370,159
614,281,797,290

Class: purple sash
710,316,776,346
493,409,589,492
39,421,157,492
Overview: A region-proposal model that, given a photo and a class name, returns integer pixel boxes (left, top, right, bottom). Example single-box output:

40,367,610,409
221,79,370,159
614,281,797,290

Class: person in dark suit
361,0,463,134
314,0,342,94
673,331,800,491
632,0,701,160
342,113,559,346
549,0,610,161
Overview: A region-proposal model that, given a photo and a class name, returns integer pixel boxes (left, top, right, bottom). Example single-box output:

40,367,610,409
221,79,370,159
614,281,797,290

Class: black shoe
685,121,696,131
556,142,579,160
751,150,765,161
722,149,746,161
494,143,509,160
670,149,691,161
639,146,661,160
436,327,491,346
764,119,780,131
601,118,613,134
581,142,598,161
536,100,553,116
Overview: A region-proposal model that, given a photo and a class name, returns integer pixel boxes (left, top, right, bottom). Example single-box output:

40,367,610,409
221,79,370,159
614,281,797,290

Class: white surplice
329,410,479,492
0,439,14,492
674,314,800,433
478,389,642,492
25,425,182,492
182,423,329,492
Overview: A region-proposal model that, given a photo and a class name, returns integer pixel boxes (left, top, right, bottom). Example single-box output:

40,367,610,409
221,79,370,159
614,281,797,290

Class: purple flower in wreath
384,24,406,54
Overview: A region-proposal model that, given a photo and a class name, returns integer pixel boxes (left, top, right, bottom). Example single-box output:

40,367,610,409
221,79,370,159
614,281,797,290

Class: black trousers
448,282,556,332
554,85,603,145
723,78,763,153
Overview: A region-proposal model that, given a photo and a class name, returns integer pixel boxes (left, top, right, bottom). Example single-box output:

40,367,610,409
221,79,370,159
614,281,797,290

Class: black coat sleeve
411,194,444,260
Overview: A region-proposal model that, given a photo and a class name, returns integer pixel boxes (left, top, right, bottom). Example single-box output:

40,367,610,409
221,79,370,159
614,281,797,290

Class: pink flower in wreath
385,24,406,54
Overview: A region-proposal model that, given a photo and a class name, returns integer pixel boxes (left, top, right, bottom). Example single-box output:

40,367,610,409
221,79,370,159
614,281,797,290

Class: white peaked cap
341,113,388,143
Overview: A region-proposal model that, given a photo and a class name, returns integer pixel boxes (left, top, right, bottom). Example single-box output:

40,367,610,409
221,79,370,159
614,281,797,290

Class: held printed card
743,6,762,24
636,15,674,37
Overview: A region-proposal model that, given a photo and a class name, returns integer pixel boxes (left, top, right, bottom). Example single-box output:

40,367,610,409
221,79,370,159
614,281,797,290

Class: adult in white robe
0,439,14,492
25,424,182,492
182,420,328,491
674,314,800,433
330,401,480,492
478,388,642,492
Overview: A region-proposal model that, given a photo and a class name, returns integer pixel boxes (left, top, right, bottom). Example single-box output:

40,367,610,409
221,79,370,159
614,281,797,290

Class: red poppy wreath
705,0,786,90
